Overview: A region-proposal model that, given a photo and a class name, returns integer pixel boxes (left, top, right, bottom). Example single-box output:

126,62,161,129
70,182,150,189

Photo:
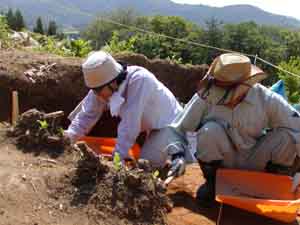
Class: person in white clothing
168,53,300,206
64,51,184,170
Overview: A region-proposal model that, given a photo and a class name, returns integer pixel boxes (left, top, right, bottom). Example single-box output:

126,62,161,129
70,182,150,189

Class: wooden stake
216,203,223,225
12,91,19,125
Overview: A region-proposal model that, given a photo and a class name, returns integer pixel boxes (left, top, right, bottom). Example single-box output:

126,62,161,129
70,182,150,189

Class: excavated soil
1,110,171,225
0,50,298,225
0,125,293,225
0,110,297,225
0,49,207,137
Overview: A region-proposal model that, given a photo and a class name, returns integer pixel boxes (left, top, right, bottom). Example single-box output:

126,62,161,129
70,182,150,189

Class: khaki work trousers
195,122,297,171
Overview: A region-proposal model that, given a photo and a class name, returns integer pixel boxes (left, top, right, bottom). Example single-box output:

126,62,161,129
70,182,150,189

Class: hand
63,130,78,145
166,154,186,178
292,173,300,193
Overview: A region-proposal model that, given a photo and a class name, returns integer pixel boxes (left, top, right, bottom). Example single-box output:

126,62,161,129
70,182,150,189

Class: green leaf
113,152,122,171
152,170,160,179
57,127,64,136
37,120,49,130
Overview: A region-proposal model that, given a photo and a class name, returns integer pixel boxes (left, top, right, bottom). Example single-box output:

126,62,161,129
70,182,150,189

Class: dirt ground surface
0,50,298,225
0,122,296,225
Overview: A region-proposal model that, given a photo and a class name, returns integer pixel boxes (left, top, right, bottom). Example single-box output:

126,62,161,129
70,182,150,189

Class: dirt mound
51,142,172,225
0,49,208,137
8,109,70,158
3,110,171,225
0,124,289,225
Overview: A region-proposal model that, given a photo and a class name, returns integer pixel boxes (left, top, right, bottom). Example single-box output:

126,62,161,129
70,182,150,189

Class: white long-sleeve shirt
66,66,183,158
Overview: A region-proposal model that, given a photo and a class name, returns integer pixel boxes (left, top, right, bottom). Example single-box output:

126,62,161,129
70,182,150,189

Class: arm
114,73,152,159
164,93,207,173
171,92,208,134
65,90,106,142
266,90,300,131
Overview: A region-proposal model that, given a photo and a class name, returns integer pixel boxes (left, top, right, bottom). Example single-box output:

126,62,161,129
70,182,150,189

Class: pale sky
171,0,300,20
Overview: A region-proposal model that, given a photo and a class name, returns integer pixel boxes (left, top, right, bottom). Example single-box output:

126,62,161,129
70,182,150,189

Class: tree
33,17,44,34
202,18,224,63
82,8,138,49
0,15,9,39
14,9,25,31
5,8,15,30
47,20,57,36
280,30,300,59
150,16,190,38
277,57,300,103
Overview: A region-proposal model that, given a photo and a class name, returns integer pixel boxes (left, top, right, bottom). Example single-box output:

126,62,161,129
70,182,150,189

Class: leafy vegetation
5,8,26,31
0,15,10,48
84,11,300,102
1,8,300,102
152,170,160,179
33,17,44,35
278,57,300,103
37,120,49,130
113,152,122,171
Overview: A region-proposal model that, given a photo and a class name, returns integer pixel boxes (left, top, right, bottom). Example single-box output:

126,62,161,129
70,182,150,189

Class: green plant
152,170,160,179
34,36,73,57
278,57,300,104
103,31,135,54
37,120,49,130
67,39,92,57
0,16,10,46
113,152,122,171
57,127,64,136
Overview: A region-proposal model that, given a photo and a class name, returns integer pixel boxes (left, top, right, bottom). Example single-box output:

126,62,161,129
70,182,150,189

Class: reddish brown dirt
0,122,296,225
166,165,295,225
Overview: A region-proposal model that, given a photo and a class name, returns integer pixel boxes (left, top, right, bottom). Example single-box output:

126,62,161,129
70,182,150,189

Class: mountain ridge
0,0,299,28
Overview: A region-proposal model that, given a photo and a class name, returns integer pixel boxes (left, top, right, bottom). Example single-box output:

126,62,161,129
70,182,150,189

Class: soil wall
0,50,208,136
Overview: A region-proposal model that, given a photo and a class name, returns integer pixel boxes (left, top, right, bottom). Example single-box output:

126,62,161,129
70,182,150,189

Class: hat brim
231,65,268,100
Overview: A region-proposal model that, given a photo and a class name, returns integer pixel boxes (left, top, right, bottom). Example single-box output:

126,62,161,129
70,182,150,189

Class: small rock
21,174,27,180
124,173,142,187
137,159,152,172
0,209,5,215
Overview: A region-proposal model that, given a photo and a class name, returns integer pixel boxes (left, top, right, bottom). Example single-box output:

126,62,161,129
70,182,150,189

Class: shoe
196,160,222,207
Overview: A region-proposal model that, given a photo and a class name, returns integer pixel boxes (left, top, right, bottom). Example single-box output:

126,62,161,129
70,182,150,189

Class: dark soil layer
0,50,207,137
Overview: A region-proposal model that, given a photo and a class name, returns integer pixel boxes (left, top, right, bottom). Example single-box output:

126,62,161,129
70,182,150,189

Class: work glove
292,173,300,193
63,130,78,145
166,153,186,178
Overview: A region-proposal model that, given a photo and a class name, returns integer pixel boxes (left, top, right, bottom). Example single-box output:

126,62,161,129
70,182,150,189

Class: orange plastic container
79,136,140,160
216,169,300,223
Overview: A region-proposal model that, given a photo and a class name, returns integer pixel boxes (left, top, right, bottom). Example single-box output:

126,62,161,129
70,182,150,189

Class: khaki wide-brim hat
82,51,123,89
201,53,268,104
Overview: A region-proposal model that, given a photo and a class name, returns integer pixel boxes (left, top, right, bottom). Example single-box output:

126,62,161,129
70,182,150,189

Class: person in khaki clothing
169,53,300,205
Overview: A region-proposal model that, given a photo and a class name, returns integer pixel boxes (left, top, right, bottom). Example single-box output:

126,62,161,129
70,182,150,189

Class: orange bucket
216,169,300,223
79,136,140,160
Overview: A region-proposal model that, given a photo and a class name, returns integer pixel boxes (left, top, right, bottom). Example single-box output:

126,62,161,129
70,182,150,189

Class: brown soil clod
7,108,69,154
65,141,172,225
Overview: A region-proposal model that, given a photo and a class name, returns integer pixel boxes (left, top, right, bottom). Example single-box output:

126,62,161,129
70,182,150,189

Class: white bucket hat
82,51,123,88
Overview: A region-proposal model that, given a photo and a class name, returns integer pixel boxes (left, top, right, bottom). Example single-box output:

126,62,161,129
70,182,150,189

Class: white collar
108,78,128,117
